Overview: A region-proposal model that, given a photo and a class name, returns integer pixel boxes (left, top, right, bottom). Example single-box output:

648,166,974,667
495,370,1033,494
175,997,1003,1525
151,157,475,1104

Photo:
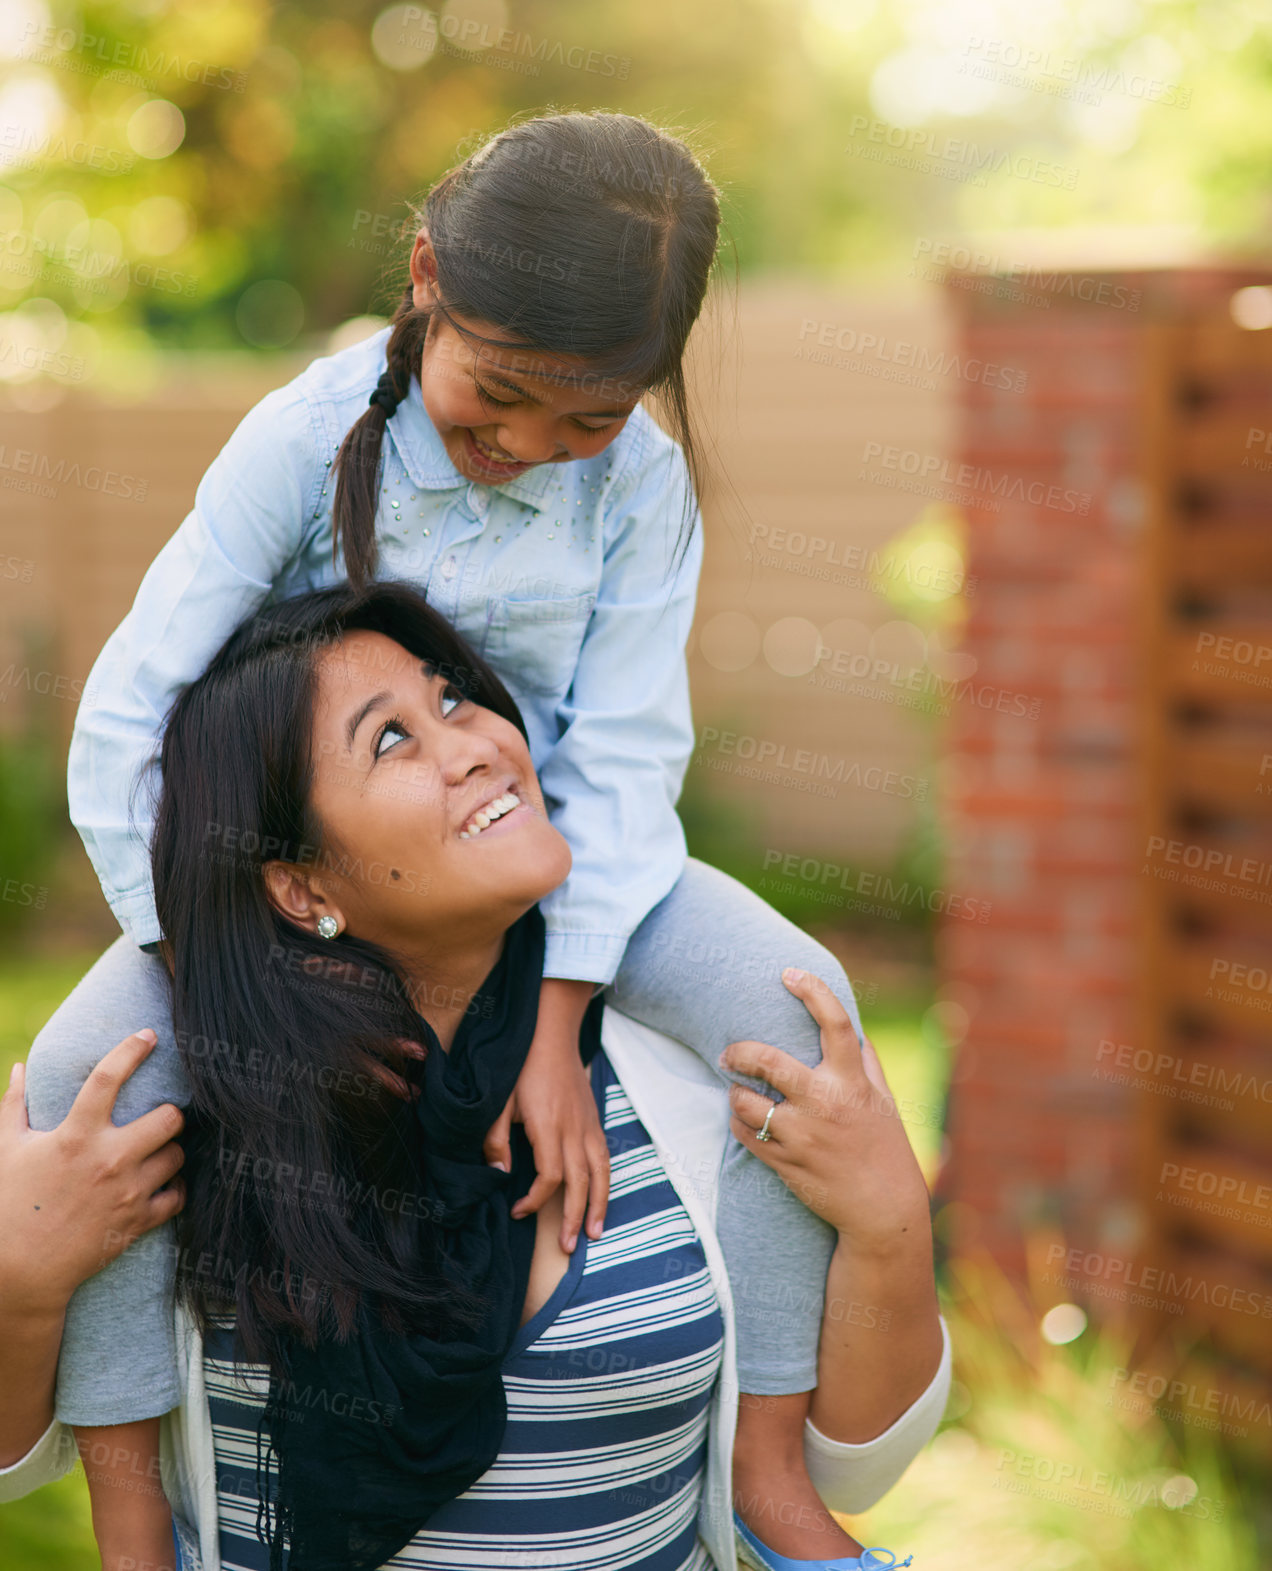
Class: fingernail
138,1028,157,1044
566,1234,578,1253
489,1161,509,1173
782,968,805,983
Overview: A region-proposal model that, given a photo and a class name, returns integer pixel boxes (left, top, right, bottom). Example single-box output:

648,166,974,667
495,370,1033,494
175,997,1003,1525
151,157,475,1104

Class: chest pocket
482,589,597,698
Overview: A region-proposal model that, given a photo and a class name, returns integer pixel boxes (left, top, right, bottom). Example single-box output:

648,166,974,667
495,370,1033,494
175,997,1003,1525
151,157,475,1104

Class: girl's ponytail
333,111,722,589
332,286,429,588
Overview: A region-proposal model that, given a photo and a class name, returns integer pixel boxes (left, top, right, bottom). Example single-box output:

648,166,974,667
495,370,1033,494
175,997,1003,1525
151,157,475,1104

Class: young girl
57,111,915,1568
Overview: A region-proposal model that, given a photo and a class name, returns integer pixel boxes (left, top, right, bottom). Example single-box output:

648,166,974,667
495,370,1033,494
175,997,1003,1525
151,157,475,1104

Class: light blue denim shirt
68,328,702,983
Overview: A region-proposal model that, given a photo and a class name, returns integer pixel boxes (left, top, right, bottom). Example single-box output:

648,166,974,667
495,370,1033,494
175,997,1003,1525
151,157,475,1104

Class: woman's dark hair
334,110,722,587
151,581,527,1368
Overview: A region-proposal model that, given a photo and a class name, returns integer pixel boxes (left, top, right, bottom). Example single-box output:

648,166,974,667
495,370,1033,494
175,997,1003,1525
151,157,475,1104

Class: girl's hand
721,968,930,1255
483,979,610,1253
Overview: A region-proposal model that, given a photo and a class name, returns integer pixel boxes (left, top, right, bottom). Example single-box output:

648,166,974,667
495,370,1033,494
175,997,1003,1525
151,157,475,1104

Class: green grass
860,991,948,1182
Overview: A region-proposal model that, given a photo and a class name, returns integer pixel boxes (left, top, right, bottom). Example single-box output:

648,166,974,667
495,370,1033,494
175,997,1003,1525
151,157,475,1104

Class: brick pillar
937,265,1272,1281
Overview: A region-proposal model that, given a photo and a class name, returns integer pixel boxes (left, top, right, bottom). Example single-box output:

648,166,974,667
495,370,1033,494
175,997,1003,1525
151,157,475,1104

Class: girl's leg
608,858,868,1559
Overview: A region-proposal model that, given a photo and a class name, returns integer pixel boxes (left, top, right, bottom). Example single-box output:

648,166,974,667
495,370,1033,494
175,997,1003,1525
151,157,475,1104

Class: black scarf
257,905,602,1570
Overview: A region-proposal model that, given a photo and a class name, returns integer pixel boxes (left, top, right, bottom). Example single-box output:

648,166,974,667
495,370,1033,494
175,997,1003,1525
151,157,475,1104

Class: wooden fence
1140,307,1272,1428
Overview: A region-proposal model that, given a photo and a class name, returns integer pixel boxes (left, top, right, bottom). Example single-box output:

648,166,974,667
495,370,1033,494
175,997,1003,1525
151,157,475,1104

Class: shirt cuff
0,1419,75,1503
108,886,163,949
542,930,631,987
802,1317,952,1515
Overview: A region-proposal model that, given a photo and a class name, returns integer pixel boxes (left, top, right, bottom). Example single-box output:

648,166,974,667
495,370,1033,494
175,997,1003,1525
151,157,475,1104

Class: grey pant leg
608,858,865,1393
25,937,188,1426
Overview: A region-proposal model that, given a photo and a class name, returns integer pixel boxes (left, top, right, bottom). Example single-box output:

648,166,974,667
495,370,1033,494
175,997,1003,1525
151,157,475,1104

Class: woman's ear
409,230,438,311
262,862,345,939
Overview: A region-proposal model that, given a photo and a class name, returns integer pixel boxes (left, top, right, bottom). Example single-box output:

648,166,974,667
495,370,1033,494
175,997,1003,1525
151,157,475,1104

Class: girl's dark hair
334,110,722,587
151,582,527,1367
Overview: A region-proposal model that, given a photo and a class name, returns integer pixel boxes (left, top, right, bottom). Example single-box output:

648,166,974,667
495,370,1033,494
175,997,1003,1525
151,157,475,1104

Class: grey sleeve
25,938,190,1427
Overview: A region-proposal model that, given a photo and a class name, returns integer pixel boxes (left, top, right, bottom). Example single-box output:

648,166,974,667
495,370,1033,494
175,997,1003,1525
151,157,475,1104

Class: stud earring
317,915,340,940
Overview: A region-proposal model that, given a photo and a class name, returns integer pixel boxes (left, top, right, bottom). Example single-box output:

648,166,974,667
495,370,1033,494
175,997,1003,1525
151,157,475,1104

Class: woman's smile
459,786,526,839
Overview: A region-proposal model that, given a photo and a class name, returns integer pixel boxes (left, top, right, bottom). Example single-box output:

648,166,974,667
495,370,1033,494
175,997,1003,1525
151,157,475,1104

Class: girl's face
292,630,571,958
409,233,640,486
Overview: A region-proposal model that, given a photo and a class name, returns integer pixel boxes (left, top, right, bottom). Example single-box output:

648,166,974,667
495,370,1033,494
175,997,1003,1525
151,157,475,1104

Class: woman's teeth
459,792,521,838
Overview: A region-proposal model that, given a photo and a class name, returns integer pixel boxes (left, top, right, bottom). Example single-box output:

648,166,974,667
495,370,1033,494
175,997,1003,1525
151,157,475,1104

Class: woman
4,584,949,1570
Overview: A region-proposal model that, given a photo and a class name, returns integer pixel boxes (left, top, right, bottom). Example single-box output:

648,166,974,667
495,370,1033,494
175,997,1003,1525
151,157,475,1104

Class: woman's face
298,630,570,958
409,232,640,486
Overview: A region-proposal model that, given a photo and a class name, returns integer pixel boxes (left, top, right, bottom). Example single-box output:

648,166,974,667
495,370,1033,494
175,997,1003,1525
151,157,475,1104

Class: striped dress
203,1049,725,1570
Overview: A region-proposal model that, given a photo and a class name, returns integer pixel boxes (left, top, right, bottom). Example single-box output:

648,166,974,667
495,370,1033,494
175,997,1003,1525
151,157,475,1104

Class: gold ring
756,1104,776,1142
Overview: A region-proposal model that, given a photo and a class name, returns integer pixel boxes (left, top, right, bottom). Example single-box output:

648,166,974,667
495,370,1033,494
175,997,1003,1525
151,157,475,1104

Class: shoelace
860,1553,913,1570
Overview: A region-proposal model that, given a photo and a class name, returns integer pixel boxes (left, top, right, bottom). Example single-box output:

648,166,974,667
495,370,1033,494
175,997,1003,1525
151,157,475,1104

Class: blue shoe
734,1511,913,1571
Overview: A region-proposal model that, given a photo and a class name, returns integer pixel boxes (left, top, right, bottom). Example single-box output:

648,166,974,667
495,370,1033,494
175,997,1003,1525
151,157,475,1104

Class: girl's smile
461,428,534,482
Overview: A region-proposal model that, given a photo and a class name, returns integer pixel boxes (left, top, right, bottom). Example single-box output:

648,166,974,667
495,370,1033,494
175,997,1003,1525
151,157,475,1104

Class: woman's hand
721,968,930,1253
0,1031,186,1469
0,1031,186,1313
482,977,610,1253
724,969,944,1445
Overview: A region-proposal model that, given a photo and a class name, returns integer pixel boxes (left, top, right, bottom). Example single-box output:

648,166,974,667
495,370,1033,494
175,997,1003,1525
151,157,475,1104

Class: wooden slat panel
1182,324,1272,377
1169,735,1272,815
1164,626,1272,704
1166,948,1272,1034
1177,421,1272,473
1138,316,1272,1416
1175,527,1272,587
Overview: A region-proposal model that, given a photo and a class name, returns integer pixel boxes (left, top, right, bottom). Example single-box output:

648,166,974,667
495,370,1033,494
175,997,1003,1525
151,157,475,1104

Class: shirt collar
386,368,559,508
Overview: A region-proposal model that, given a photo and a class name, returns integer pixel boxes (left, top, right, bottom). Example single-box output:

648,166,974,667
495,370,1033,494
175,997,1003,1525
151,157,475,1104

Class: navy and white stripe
204,1051,724,1569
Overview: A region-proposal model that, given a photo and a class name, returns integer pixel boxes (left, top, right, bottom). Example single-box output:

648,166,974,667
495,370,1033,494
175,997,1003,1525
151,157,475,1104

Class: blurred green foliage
0,633,63,931
856,1255,1265,1569
2,0,1272,395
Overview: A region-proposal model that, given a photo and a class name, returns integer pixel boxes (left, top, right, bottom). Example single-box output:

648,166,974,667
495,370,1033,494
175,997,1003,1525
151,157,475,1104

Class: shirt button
441,555,458,580
466,485,489,519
